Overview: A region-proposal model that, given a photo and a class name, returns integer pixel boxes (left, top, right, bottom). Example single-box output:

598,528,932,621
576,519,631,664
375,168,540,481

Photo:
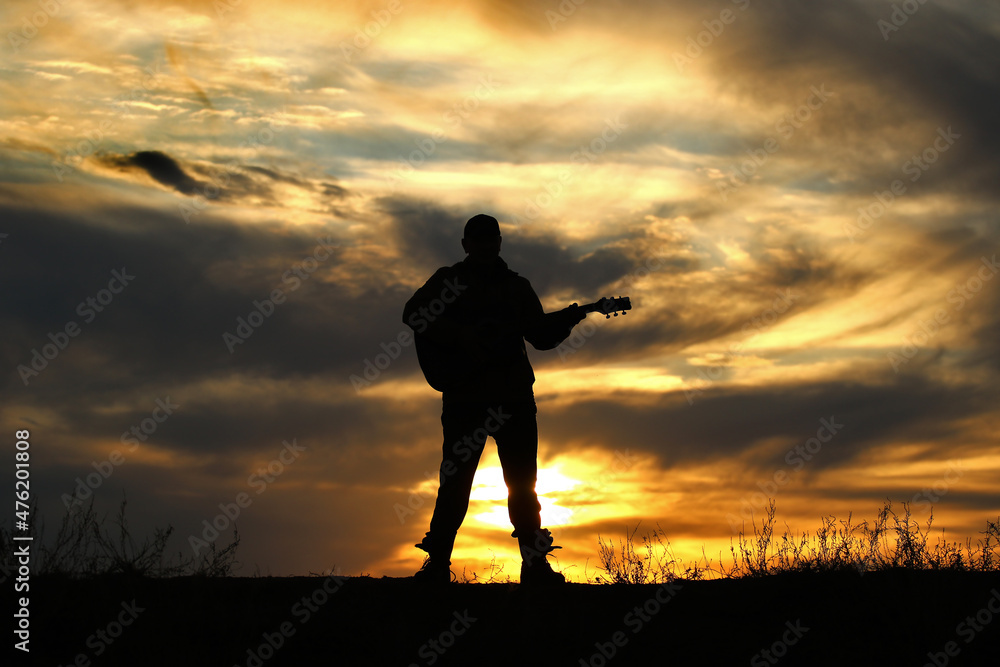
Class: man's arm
520,279,586,350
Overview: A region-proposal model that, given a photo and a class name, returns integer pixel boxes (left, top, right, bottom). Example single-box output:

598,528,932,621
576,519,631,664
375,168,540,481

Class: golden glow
540,366,687,397
468,451,581,529
2,0,997,583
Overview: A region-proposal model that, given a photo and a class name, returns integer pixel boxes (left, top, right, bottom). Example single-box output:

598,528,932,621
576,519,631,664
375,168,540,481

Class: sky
2,0,999,581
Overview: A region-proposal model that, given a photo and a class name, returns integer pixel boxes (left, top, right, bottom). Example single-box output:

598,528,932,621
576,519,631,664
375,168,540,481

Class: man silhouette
403,214,587,585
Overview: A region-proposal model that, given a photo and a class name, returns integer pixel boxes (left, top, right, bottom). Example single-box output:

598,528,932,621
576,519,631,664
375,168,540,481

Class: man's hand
565,303,587,325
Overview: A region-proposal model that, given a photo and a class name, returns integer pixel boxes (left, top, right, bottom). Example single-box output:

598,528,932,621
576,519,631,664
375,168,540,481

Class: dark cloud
708,0,1000,200
0,199,365,398
244,165,313,189
321,181,349,198
380,195,641,298
99,150,205,195
186,161,273,201
536,231,873,369
378,196,466,271
502,238,636,298
542,371,994,475
96,151,347,207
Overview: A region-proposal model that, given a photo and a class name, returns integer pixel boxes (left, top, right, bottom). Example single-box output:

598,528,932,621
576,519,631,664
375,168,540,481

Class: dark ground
24,569,1000,666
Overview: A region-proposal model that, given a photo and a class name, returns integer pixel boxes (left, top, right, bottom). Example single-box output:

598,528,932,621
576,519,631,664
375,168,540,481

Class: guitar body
413,332,465,392
413,296,631,392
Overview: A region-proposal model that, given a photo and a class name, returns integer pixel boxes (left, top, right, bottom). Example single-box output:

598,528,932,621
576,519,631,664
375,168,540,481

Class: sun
467,452,581,529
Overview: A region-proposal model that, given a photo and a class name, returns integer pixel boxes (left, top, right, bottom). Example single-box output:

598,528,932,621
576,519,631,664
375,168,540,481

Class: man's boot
516,528,566,585
413,532,455,584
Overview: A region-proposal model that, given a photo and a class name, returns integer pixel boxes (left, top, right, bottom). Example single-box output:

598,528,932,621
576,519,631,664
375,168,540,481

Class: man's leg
493,401,541,538
418,402,489,565
494,400,565,584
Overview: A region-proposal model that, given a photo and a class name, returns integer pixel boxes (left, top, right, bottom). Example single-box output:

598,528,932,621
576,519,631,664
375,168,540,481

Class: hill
28,569,1000,666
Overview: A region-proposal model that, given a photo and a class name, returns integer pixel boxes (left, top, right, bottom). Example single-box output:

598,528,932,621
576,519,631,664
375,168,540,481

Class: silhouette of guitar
415,296,632,392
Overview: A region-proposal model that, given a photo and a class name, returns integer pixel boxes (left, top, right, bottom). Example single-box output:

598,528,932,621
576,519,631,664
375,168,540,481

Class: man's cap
464,214,501,239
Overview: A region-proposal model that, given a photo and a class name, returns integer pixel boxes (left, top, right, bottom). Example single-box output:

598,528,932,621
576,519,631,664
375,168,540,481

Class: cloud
380,195,644,298
99,150,205,195
544,370,994,475
3,0,999,579
699,0,1000,200
92,149,352,212
0,196,355,392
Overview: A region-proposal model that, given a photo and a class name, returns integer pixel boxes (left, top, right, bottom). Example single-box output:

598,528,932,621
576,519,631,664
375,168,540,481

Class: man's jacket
403,257,582,403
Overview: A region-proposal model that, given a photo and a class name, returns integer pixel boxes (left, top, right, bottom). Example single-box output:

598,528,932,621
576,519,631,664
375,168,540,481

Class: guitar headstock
589,296,631,318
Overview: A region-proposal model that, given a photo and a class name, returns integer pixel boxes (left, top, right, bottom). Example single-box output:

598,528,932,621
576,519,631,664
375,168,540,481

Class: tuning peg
606,313,611,319
613,312,618,316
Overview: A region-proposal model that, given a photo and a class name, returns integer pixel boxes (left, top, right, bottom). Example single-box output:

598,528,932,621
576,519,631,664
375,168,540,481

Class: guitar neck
578,296,631,316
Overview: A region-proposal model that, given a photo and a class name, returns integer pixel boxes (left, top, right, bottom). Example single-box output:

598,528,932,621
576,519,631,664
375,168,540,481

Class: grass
2,494,241,578
6,495,998,584
458,549,513,584
594,499,1000,584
